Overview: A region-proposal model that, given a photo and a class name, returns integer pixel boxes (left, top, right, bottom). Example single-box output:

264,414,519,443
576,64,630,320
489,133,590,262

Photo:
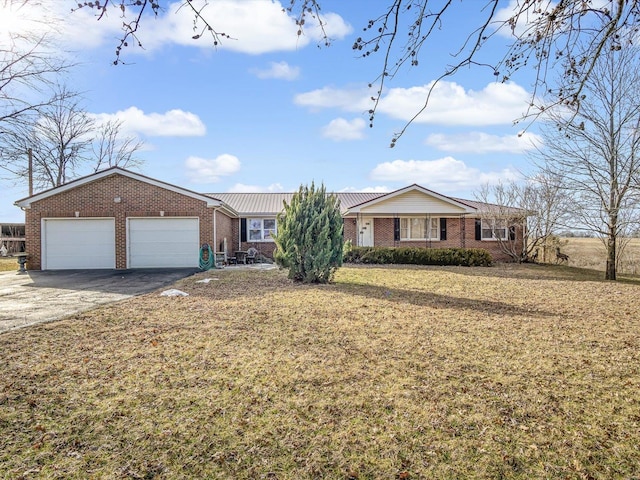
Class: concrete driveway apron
0,269,197,333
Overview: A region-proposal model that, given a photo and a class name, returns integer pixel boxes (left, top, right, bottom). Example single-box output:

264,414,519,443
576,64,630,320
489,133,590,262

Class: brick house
14,167,523,270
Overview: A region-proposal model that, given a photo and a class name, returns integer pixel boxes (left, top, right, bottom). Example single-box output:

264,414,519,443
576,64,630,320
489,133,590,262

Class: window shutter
394,218,400,241
241,218,247,242
440,218,447,241
509,225,516,241
475,219,481,241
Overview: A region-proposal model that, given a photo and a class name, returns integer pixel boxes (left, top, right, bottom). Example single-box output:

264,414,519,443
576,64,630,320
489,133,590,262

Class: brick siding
344,217,521,262
25,174,231,270
343,217,357,245
215,210,234,254
24,174,523,269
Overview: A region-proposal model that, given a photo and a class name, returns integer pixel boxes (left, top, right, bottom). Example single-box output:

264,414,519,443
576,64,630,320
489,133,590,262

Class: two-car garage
17,168,225,271
41,217,200,270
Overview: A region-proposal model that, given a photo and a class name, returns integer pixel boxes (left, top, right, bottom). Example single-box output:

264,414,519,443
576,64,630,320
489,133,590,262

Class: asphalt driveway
0,268,198,333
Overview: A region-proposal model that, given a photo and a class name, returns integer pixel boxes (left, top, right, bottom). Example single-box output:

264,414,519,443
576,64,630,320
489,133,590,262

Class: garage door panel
43,219,116,270
128,218,199,268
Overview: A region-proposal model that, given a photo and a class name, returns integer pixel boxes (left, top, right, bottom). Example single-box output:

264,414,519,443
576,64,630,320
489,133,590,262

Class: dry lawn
0,257,18,272
1,264,640,479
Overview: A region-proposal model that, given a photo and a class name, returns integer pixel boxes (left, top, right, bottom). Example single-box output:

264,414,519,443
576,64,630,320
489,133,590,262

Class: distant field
549,237,640,275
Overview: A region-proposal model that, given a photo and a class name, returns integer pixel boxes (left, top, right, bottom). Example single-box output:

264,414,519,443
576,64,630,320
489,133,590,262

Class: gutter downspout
213,207,218,252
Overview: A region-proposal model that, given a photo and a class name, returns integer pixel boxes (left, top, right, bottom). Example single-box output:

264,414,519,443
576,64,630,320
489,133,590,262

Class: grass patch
0,257,18,272
1,264,640,478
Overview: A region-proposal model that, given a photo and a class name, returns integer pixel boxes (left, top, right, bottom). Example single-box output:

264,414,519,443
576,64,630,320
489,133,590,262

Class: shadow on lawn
345,262,640,284
464,263,640,285
336,281,556,319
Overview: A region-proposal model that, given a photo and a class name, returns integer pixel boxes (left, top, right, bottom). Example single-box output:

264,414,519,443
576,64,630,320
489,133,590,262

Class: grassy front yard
1,264,640,479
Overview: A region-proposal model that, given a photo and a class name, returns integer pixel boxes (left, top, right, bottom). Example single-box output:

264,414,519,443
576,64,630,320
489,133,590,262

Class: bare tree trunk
606,228,616,280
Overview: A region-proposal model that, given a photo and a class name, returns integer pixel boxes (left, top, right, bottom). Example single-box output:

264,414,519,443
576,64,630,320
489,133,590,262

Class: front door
358,218,374,247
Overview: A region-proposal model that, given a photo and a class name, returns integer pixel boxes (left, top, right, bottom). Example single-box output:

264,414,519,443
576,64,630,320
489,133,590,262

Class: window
481,219,507,240
400,217,439,240
1,225,25,237
248,218,277,241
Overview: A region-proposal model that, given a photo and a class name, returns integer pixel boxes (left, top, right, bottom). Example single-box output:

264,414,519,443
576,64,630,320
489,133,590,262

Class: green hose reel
199,243,215,270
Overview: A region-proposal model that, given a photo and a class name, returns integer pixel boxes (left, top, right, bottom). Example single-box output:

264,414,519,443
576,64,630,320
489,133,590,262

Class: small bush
343,246,492,267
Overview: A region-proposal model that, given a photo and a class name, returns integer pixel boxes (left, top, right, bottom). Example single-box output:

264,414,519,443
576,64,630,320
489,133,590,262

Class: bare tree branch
92,119,144,172
534,43,640,280
0,0,71,129
75,1,640,144
1,85,145,192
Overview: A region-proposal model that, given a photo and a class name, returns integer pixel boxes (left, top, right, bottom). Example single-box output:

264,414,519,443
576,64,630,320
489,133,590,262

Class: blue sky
1,0,543,222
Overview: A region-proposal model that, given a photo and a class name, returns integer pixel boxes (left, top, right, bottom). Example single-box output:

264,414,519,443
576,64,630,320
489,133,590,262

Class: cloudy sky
0,0,544,222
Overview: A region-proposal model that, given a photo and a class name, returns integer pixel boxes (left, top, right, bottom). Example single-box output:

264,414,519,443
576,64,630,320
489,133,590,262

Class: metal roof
205,192,384,215
206,191,519,216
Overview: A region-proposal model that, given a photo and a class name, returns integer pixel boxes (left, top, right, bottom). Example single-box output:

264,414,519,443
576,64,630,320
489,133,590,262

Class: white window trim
481,218,508,241
247,218,277,242
400,217,440,241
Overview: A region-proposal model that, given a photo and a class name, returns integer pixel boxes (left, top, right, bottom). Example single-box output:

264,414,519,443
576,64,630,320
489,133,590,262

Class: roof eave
14,167,222,209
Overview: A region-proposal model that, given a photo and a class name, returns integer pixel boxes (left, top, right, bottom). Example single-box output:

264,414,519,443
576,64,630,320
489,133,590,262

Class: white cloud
294,86,372,112
378,81,531,126
296,80,531,126
369,157,520,192
322,117,366,141
252,61,300,80
185,154,241,183
90,107,206,137
0,1,127,52
493,0,567,38
425,131,542,153
57,1,351,56
493,0,538,38
228,182,285,193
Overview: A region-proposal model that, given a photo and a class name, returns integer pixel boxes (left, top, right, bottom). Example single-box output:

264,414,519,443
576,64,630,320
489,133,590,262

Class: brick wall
25,174,229,270
343,217,357,245
344,217,522,262
462,217,523,262
240,241,277,259
374,218,395,246
215,210,234,254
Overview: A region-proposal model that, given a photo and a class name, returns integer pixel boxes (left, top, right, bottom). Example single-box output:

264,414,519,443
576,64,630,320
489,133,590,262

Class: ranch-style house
14,167,523,270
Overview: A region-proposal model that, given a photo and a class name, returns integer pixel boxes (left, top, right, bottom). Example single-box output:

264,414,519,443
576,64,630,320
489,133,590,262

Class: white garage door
128,217,199,268
42,218,116,270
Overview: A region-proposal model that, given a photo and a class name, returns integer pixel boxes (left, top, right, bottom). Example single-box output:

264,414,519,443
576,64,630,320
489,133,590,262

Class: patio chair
246,247,258,264
235,251,247,264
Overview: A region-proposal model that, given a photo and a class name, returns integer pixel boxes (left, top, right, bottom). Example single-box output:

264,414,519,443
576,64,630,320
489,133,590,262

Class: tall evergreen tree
274,182,343,284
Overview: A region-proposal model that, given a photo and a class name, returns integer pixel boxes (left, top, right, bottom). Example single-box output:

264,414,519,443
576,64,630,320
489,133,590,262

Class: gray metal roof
206,192,384,215
205,191,520,216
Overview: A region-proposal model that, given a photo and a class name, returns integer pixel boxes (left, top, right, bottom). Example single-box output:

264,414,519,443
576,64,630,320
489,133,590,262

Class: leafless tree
0,85,145,191
476,175,569,263
75,1,640,143
1,86,93,189
0,0,70,129
535,43,640,281
92,119,144,172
